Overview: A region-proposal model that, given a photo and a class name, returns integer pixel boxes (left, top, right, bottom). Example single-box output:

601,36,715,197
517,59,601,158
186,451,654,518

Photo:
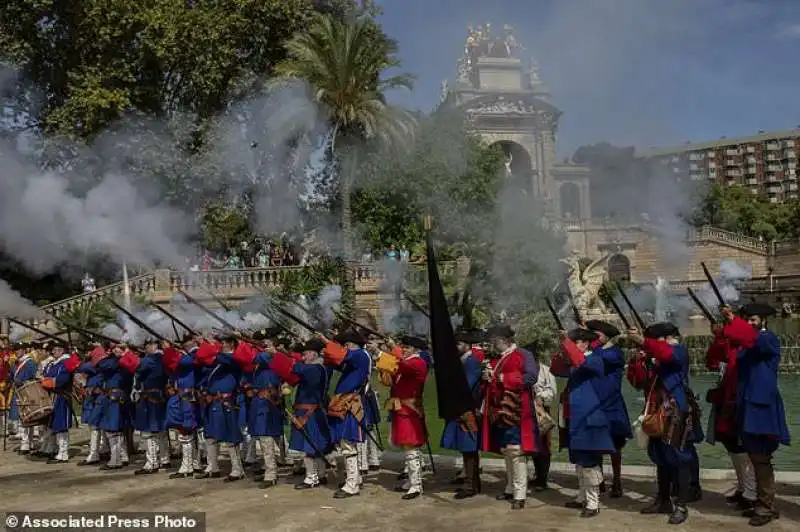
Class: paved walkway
1,432,798,532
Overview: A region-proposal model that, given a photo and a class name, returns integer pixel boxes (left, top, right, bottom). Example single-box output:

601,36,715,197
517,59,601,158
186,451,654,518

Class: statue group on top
457,23,523,86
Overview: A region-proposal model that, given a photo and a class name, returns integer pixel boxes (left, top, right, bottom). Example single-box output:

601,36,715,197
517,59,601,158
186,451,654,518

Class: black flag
426,230,476,421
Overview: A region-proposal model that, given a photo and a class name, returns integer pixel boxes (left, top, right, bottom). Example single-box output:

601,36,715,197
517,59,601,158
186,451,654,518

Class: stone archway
559,182,581,219
491,140,533,195
608,253,631,282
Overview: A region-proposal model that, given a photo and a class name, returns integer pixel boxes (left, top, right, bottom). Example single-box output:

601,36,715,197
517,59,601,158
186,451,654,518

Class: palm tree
273,13,415,256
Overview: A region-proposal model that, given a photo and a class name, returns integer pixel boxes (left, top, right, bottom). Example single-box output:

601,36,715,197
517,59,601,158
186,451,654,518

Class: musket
268,303,319,334
283,405,336,468
6,317,69,347
700,262,726,307
615,282,646,330
197,285,231,311
401,290,430,319
607,296,632,329
107,299,171,344
545,296,563,330
332,309,387,339
687,287,717,324
151,303,196,335
44,313,119,345
177,289,237,331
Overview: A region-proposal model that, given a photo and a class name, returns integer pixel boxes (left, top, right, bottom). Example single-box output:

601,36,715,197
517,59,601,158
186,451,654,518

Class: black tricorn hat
644,322,680,339
486,324,514,339
301,338,326,353
400,335,428,350
739,302,776,318
454,330,480,344
216,333,238,343
585,320,620,339
568,328,599,342
334,329,365,346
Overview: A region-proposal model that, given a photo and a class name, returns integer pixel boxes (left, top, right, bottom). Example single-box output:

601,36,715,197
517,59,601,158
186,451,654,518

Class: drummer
11,343,39,455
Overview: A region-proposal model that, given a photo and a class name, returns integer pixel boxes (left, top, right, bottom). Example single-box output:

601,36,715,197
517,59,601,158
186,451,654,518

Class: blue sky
376,0,800,157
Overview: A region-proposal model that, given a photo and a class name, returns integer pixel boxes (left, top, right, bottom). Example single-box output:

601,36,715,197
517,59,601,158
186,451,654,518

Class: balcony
746,178,758,185
785,140,795,147
746,145,756,153
747,166,757,174
768,184,781,193
789,182,799,191
766,154,779,161
767,142,781,150
767,164,783,171
689,163,700,170
769,196,779,203
688,152,704,161
725,148,740,156
726,169,742,177
747,156,757,164
707,151,716,158
725,159,739,166
708,162,717,169
787,150,797,159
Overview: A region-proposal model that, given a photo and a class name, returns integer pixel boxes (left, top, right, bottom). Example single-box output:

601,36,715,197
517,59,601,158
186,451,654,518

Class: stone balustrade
687,226,769,253
34,262,457,320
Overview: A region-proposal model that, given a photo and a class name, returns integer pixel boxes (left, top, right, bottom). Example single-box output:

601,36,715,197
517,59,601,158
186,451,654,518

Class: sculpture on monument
459,23,523,87
561,250,610,317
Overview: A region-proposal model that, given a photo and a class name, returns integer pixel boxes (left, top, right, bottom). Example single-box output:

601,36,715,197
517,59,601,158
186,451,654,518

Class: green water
372,374,800,470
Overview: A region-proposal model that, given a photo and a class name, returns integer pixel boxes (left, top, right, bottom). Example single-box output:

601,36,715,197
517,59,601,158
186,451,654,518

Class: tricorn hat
399,335,428,351
739,302,776,318
644,322,680,339
567,328,599,342
584,320,620,339
486,324,514,339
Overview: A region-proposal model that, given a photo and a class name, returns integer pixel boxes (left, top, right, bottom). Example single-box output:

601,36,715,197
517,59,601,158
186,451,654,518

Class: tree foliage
0,1,321,137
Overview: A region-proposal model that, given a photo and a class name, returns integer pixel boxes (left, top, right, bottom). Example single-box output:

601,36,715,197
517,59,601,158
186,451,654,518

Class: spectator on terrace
256,247,270,267
399,248,410,262
202,250,214,271
82,273,96,293
386,244,399,261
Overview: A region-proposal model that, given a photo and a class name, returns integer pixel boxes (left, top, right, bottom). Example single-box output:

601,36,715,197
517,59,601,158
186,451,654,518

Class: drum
16,380,54,426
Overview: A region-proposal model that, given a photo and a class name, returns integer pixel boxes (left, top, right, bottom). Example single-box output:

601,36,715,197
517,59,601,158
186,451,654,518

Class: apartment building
636,129,800,203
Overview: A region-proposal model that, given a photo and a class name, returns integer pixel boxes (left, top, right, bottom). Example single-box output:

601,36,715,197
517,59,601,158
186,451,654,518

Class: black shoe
510,500,525,510
641,500,673,515
565,501,585,510
581,508,600,518
224,474,244,483
194,471,221,479
251,468,265,476
259,480,278,489
121,461,129,467
496,493,512,501
99,464,123,471
193,468,204,475
369,465,380,471
748,512,779,527
169,472,193,479
333,489,359,499
77,460,99,466
451,476,466,485
742,509,756,518
294,482,318,490
726,491,745,504
319,477,328,485
46,458,67,465
360,469,369,476
736,499,756,511
599,480,607,493
134,468,158,475
397,472,408,481
454,489,477,500
402,491,421,501
534,484,548,492
668,505,688,525
610,482,623,498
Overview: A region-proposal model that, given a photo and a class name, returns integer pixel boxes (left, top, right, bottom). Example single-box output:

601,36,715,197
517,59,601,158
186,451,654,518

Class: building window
559,182,581,219
607,254,631,282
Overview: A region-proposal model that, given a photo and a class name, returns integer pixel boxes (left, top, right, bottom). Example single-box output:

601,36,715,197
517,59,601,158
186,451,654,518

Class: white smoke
0,278,43,319
317,284,342,328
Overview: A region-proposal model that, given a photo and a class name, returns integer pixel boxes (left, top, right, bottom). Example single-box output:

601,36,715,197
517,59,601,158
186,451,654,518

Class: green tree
272,12,415,255
0,1,318,136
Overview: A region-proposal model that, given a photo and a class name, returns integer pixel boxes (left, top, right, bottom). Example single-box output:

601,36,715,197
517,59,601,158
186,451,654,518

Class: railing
42,274,157,318
687,226,769,253
36,262,457,318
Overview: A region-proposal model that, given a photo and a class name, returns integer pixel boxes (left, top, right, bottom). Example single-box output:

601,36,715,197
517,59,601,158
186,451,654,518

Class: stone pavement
1,432,798,532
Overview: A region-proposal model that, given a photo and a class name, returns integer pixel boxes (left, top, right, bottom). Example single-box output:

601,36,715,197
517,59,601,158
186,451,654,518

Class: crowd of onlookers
189,235,306,271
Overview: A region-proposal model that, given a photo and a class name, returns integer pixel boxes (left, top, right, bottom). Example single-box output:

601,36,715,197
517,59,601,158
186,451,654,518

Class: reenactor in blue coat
718,303,791,526
440,330,483,499
551,328,615,518
321,330,371,499
245,330,285,489
11,344,38,454
39,345,81,464
358,334,383,477
97,343,137,470
195,334,245,481
75,345,107,465
270,338,333,490
584,320,632,497
133,339,170,475
165,334,203,479
627,322,703,525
